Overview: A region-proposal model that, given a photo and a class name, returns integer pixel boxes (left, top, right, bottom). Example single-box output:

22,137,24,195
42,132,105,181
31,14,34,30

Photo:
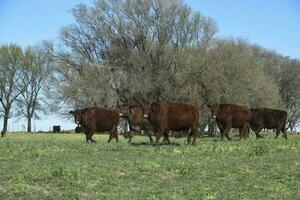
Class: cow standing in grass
250,108,287,139
69,107,120,143
208,103,250,140
144,102,200,145
119,103,155,143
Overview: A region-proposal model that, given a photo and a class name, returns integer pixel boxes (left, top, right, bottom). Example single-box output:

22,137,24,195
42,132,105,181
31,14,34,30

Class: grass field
0,132,299,200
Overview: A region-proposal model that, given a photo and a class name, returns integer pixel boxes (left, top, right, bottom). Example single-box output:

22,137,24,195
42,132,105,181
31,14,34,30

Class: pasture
0,132,299,199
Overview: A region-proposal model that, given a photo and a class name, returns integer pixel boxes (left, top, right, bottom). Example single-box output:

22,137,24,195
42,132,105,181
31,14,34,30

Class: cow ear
69,111,74,114
151,103,160,112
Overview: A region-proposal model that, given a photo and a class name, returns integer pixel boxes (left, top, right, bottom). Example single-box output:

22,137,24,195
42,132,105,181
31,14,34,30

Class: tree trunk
27,117,32,132
2,114,9,132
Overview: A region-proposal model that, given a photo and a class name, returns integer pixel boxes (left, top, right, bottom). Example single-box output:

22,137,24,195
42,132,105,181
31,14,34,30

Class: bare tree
0,44,24,135
279,59,300,131
50,0,218,111
15,44,53,132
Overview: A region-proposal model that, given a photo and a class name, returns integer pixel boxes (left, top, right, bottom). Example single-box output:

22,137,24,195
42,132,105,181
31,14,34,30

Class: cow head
128,104,143,125
208,103,219,119
69,110,83,125
142,103,153,119
118,104,129,118
144,102,160,121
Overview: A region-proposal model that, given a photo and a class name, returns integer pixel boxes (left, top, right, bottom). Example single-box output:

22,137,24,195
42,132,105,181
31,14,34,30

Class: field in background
0,132,299,199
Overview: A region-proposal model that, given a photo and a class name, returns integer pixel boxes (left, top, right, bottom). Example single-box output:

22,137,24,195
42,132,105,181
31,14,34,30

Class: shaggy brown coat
145,102,200,145
208,103,251,140
69,107,119,143
250,108,287,139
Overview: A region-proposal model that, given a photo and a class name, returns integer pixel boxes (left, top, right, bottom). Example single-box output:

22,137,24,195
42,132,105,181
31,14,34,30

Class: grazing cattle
144,102,200,145
250,108,287,139
119,103,156,143
69,107,120,143
208,103,250,140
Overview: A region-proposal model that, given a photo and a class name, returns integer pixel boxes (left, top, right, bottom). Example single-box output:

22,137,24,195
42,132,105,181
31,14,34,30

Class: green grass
0,132,299,200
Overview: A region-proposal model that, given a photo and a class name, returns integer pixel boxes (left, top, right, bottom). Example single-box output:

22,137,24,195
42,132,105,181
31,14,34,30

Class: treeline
0,44,52,132
0,0,299,133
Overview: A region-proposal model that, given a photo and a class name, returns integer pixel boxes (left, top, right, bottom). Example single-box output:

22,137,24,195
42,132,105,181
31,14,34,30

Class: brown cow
120,103,188,144
208,103,250,140
119,103,155,143
69,107,119,143
144,102,200,145
250,108,287,139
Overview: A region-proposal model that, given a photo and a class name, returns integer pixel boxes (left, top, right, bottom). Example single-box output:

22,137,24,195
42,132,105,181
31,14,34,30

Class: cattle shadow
209,134,244,142
129,142,181,146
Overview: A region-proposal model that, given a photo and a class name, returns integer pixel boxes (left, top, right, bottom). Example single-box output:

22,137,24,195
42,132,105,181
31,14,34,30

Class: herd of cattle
69,102,288,144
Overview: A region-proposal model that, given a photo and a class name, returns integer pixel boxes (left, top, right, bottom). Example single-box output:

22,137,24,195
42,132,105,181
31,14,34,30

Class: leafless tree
0,44,25,134
15,44,53,132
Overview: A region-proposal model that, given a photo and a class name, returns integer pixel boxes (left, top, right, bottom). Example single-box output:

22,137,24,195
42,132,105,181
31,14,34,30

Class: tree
279,59,300,131
15,44,53,132
51,0,218,111
0,44,24,135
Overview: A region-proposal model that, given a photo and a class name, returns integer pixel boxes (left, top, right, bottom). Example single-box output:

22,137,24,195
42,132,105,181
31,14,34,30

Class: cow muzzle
212,115,217,119
119,113,124,117
75,121,80,124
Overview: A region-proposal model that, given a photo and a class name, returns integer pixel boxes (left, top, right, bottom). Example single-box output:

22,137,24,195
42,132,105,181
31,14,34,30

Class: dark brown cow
69,107,119,143
144,102,200,145
120,104,155,143
208,103,250,140
250,108,287,139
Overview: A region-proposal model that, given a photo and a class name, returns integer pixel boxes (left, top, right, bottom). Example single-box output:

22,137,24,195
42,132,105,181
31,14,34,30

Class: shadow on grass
129,142,181,146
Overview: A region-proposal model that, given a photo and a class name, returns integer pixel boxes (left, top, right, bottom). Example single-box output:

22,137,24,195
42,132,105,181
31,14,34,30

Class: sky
0,0,299,131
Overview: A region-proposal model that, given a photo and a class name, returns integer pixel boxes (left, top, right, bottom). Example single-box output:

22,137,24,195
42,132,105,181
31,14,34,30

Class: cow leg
274,129,280,139
187,129,192,144
115,134,119,142
87,133,96,143
112,125,119,142
128,131,133,143
246,123,251,138
84,130,95,143
255,130,264,139
187,134,191,144
163,132,171,145
190,127,198,145
85,133,90,142
155,129,164,145
147,129,154,144
239,123,249,140
239,127,245,140
107,133,114,143
254,127,264,139
224,128,231,141
281,126,287,139
148,135,153,144
219,128,225,141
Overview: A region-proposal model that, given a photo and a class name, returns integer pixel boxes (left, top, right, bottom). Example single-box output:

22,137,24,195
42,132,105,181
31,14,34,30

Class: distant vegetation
1,0,299,133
